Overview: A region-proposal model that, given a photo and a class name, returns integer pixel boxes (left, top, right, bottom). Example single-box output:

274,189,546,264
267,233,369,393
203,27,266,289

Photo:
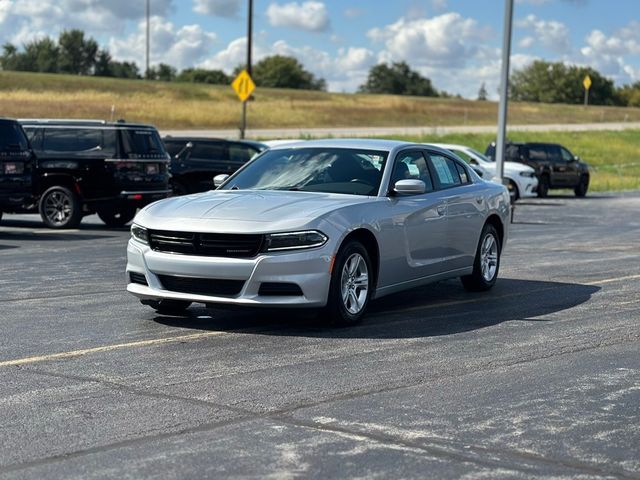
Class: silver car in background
127,139,510,325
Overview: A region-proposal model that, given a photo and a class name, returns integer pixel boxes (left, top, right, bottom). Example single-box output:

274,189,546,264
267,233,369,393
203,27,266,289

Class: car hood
483,161,534,175
135,189,374,232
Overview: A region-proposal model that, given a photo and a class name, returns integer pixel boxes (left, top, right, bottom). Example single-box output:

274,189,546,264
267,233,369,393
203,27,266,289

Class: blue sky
1,0,638,98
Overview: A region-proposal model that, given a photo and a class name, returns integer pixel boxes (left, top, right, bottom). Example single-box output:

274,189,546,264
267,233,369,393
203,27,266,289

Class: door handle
436,205,446,216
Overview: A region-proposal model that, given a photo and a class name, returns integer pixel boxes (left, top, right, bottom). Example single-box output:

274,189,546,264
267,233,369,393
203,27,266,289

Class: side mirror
213,174,229,188
186,141,194,149
393,179,425,195
572,155,580,162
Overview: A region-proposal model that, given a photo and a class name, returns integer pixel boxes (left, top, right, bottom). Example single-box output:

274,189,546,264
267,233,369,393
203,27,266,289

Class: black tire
39,185,82,229
507,180,519,204
574,175,589,197
98,207,137,227
321,240,373,327
537,175,549,198
142,299,191,315
461,223,501,292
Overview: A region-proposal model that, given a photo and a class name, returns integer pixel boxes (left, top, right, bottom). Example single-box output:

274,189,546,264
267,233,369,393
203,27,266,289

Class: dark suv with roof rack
163,137,266,194
20,119,171,228
0,118,34,225
485,141,590,198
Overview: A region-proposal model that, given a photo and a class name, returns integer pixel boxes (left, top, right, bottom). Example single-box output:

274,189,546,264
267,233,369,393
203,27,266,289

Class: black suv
485,141,590,197
163,137,266,194
21,120,171,228
0,118,34,224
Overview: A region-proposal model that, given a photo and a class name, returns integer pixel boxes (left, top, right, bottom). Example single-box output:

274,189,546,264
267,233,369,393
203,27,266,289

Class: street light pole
495,0,514,183
145,0,150,78
240,0,253,139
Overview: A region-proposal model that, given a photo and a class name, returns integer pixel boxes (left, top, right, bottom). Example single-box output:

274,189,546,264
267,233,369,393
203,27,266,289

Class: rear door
558,146,581,186
427,151,484,272
189,141,230,192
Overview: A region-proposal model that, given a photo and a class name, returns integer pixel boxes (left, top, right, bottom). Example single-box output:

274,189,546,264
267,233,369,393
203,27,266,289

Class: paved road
162,121,640,140
0,193,639,479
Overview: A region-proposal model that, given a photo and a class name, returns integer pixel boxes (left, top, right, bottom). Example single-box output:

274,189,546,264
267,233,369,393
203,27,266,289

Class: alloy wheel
340,253,369,315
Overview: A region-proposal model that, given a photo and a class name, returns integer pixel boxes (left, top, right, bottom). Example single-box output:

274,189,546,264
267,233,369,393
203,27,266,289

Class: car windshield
0,123,29,151
221,147,388,196
122,129,166,158
467,148,492,162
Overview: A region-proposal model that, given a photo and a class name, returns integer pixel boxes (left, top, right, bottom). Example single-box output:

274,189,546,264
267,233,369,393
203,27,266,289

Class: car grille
148,230,264,258
157,275,244,297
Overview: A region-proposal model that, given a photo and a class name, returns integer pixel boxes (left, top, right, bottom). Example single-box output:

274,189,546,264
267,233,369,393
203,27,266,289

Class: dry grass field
2,71,640,129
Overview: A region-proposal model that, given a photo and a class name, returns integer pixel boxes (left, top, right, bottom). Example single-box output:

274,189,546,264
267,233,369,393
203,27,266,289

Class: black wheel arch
338,228,380,293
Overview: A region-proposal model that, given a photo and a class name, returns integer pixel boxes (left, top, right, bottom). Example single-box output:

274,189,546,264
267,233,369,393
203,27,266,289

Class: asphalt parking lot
0,193,639,479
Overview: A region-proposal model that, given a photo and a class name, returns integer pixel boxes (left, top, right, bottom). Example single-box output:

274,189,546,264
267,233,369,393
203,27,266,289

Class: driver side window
392,151,434,193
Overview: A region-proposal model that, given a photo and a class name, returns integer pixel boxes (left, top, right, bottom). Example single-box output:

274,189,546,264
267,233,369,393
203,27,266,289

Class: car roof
163,137,267,149
267,138,415,152
0,117,20,125
18,119,157,129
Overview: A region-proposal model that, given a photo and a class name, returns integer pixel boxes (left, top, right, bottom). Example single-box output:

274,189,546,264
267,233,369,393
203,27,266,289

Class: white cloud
515,14,571,53
193,0,241,17
368,13,491,68
518,36,535,49
266,1,330,32
109,17,217,70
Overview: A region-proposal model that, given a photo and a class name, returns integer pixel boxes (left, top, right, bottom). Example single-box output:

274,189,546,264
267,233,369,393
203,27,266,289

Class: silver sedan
127,139,510,325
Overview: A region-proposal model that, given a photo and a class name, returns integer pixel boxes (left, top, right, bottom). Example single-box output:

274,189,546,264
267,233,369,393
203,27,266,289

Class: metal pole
584,88,589,106
495,0,514,183
240,0,253,139
145,0,150,78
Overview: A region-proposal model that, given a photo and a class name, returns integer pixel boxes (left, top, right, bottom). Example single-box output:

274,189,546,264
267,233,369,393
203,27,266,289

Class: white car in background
432,143,538,202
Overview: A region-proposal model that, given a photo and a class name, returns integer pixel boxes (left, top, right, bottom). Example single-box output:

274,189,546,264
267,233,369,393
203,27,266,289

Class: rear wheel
322,241,373,326
537,175,549,198
39,186,82,229
506,180,519,204
98,207,137,227
574,175,589,197
142,299,191,315
461,223,501,292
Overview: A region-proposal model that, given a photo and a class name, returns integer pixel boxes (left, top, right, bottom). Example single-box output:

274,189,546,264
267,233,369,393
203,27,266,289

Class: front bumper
516,176,538,198
126,239,333,308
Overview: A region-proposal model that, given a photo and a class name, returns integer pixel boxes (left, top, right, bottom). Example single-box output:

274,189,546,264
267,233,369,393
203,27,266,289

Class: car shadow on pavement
152,278,600,339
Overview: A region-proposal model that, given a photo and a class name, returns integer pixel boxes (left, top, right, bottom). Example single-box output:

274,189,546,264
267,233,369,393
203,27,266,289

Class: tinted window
42,128,116,156
560,147,574,162
392,151,433,192
505,144,521,162
546,145,562,162
229,144,258,163
164,141,186,157
222,148,387,197
192,142,227,160
0,123,29,151
121,129,165,158
528,146,547,161
429,155,462,189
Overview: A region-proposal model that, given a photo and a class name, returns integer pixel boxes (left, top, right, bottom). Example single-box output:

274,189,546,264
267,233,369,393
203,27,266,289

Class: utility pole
495,0,514,183
240,0,253,139
145,0,150,78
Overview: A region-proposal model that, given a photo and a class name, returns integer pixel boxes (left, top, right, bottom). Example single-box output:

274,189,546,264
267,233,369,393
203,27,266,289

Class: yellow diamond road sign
232,70,255,102
583,75,592,91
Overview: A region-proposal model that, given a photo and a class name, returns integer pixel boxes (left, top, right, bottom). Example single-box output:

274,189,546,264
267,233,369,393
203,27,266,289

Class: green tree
58,29,98,75
510,60,619,106
110,61,141,79
177,68,230,85
247,55,326,90
146,63,177,81
617,82,640,107
358,61,439,97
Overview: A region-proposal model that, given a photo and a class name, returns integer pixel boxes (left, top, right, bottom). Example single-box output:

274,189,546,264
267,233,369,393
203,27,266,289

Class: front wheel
574,175,589,197
321,241,373,327
39,186,82,229
98,207,137,227
461,223,501,292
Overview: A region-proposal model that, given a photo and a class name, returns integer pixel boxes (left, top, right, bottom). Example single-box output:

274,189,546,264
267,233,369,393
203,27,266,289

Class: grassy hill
2,70,640,130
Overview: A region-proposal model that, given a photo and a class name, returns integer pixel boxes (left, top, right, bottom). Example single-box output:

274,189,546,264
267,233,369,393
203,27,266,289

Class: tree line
1,29,638,106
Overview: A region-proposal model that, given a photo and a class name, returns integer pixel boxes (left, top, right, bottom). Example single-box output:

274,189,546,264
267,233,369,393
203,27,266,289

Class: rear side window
192,142,227,160
164,141,185,157
505,144,521,162
121,129,165,158
429,154,463,189
528,145,547,161
455,162,470,184
0,123,29,151
42,128,116,157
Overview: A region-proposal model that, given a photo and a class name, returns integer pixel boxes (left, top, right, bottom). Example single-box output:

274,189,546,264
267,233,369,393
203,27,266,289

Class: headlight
519,171,535,178
131,224,149,244
264,230,328,252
